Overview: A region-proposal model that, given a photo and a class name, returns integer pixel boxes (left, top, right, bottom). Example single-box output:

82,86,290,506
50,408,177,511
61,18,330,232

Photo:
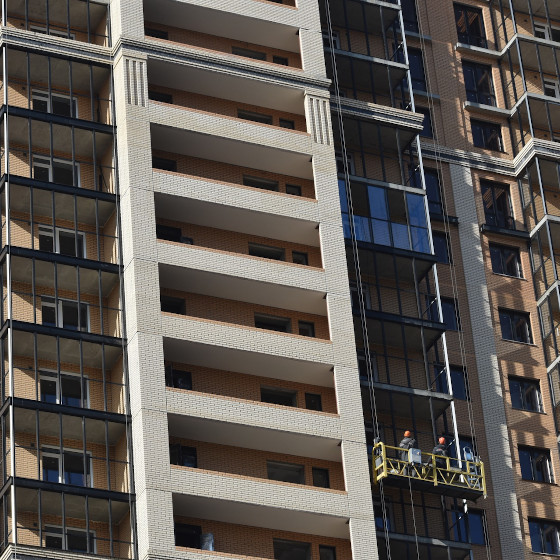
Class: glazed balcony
1,48,113,126
1,115,115,193
5,0,109,46
3,328,126,414
3,183,118,265
3,486,132,557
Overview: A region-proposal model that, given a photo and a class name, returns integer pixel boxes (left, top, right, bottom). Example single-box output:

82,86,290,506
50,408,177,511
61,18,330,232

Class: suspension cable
411,3,491,560
323,1,393,557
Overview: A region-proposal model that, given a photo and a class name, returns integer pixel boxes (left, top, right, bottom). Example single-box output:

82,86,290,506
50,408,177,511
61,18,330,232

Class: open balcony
164,360,337,414
172,513,350,559
143,0,301,69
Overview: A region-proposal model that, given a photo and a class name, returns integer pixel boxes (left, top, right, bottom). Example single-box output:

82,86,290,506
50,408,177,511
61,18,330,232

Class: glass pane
61,375,83,407
40,377,58,403
410,227,430,253
406,193,427,227
52,162,75,186
371,219,391,246
368,186,388,219
43,455,59,482
391,223,410,250
353,216,372,243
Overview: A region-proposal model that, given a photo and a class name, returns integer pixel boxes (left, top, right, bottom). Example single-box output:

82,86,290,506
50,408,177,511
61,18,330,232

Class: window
243,175,279,192
40,370,88,408
286,184,302,196
544,78,560,98
175,523,202,549
509,377,543,412
454,4,487,47
41,297,89,332
322,30,341,49
401,0,419,32
312,467,330,488
489,244,522,277
45,526,95,553
417,107,433,138
529,519,560,555
273,539,311,560
440,297,460,331
267,461,305,484
152,157,177,172
32,89,78,118
33,155,79,187
30,25,76,39
237,109,273,125
452,509,486,545
39,225,86,258
261,387,297,407
350,282,372,310
463,61,495,106
248,243,285,261
165,366,192,390
42,447,92,487
534,23,560,42
433,232,451,264
424,168,442,214
273,55,289,66
156,224,192,244
373,499,393,532
298,320,315,337
435,365,468,399
406,48,427,92
232,47,266,60
335,151,355,175
255,314,291,332
471,119,503,151
499,309,532,343
170,444,197,468
145,27,168,39
160,296,186,315
149,90,173,104
481,180,514,229
305,393,322,411
447,435,474,462
292,251,308,265
519,446,554,483
279,118,295,129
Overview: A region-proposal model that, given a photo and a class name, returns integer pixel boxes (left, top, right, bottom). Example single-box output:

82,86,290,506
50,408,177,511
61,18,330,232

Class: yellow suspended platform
372,442,486,501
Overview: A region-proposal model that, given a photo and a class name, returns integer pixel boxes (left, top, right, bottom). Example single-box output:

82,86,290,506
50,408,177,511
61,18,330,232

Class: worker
399,430,416,462
432,436,448,469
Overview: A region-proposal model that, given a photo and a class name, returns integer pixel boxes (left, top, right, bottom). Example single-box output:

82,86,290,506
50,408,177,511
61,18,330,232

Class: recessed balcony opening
164,359,338,413
143,0,300,65
148,59,305,121
167,432,344,490
158,284,329,340
172,496,351,548
2,48,113,125
5,329,126,415
6,0,109,46
1,115,115,193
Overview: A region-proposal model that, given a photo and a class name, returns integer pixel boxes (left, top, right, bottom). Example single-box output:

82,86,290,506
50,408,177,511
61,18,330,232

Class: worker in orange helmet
432,436,448,469
399,430,416,462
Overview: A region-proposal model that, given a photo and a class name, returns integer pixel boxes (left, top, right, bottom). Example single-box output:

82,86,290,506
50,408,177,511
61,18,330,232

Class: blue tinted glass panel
353,216,372,242
372,219,391,246
368,186,388,220
338,180,348,213
392,223,410,249
411,227,430,253
407,193,427,227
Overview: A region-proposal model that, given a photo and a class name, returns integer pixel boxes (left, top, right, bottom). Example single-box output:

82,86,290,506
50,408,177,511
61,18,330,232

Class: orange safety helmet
404,430,411,437
438,437,446,445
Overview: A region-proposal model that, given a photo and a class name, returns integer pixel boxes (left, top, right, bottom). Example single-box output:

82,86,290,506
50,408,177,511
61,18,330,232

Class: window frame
471,119,503,151
40,368,90,408
454,3,487,48
529,518,560,554
508,376,544,413
33,155,81,187
42,446,93,488
39,225,87,259
499,308,533,344
489,243,522,278
44,525,96,553
462,60,496,106
481,179,514,229
519,445,554,483
41,297,90,332
32,88,79,118
267,460,306,484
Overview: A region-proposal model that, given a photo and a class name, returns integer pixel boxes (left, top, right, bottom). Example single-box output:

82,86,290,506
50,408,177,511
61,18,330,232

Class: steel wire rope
323,1,392,557
410,3,492,559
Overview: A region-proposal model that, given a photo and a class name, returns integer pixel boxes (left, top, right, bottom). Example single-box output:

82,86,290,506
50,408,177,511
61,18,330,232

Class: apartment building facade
0,0,557,559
